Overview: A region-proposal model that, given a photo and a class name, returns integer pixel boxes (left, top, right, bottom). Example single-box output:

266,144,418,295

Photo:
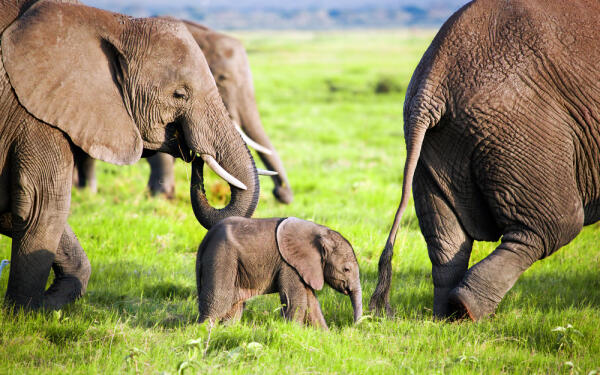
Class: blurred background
85,0,469,29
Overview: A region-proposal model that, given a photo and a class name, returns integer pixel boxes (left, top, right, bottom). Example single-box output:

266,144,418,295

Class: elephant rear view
370,0,600,320
0,0,259,310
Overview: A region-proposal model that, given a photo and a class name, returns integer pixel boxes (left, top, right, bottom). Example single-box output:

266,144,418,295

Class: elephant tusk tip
257,169,278,176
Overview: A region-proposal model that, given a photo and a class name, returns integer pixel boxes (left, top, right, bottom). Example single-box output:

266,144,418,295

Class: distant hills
84,0,469,29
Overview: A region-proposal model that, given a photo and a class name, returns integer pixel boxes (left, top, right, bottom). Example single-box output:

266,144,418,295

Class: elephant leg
278,266,308,324
196,249,237,323
147,153,176,199
72,146,97,193
452,141,585,320
305,288,328,330
412,166,474,318
449,231,546,320
220,301,244,324
6,133,73,310
43,225,91,310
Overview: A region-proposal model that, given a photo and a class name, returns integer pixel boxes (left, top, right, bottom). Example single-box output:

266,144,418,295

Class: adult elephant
75,20,294,204
370,0,600,320
0,0,259,309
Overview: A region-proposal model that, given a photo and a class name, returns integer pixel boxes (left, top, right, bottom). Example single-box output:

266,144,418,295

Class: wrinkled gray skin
370,0,600,320
75,20,293,204
197,217,362,329
0,0,258,310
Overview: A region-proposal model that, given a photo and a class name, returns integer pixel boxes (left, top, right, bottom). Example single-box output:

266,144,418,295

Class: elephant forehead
142,37,212,85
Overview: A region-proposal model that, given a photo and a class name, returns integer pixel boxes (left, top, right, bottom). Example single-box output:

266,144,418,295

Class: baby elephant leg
220,301,244,324
196,245,238,323
305,288,328,330
278,266,327,329
278,266,308,324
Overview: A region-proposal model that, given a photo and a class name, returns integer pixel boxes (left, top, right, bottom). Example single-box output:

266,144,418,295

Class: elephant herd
0,0,598,325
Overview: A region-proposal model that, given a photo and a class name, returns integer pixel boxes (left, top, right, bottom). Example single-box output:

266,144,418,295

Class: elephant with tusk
75,20,293,203
0,0,259,310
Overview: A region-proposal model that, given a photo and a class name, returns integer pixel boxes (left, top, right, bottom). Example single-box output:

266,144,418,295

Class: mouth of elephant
170,121,194,162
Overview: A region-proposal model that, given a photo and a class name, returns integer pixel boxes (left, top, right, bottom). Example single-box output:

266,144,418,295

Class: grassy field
1,29,599,374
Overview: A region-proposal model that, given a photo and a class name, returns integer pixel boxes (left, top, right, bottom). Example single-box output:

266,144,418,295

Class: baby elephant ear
276,217,324,291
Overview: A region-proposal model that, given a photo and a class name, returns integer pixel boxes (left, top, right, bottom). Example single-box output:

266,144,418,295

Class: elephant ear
1,1,142,165
276,217,325,291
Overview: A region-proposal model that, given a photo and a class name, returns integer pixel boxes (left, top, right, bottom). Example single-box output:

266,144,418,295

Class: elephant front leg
278,266,309,324
414,175,474,319
305,288,328,330
43,225,91,310
7,207,70,310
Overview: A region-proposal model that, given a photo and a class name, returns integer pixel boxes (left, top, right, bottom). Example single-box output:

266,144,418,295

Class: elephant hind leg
43,225,91,310
409,167,475,319
196,250,238,323
449,230,547,320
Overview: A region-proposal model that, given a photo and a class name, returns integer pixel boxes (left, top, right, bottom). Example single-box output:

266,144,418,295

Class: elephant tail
369,82,445,315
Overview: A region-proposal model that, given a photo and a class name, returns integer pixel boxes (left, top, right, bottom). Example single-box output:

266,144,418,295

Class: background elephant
370,0,600,320
0,0,259,309
196,217,362,329
75,19,294,204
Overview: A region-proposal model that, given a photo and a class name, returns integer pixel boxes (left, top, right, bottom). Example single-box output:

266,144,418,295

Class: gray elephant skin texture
0,0,259,310
196,217,363,329
370,0,600,321
74,20,294,204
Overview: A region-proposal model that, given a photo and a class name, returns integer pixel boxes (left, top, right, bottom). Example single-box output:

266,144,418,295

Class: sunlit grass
1,29,599,374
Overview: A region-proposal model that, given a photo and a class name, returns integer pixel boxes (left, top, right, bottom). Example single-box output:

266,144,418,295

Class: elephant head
184,20,294,204
276,217,363,323
2,1,259,229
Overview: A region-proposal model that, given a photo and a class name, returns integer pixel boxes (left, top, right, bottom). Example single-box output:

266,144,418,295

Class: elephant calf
196,217,362,329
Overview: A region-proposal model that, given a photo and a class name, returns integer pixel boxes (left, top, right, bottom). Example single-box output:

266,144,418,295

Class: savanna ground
1,29,599,374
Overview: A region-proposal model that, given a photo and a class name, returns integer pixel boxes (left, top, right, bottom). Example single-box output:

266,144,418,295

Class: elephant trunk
188,94,260,230
350,283,363,323
239,100,293,204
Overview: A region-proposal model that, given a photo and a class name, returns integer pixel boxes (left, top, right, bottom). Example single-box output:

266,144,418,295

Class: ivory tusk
200,154,247,191
257,169,278,176
234,125,273,156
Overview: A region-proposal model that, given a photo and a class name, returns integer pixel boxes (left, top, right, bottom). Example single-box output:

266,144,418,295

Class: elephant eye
217,74,227,82
343,266,351,273
173,88,188,100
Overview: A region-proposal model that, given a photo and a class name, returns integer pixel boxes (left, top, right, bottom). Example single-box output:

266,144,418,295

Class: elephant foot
448,286,496,321
273,186,293,204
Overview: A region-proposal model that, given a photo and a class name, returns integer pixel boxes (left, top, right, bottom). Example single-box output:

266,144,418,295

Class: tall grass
1,30,599,374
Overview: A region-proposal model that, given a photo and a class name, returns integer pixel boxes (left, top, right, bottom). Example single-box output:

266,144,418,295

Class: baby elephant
196,217,362,329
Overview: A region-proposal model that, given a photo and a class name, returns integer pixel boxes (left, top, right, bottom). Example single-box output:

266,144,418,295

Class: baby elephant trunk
350,284,363,323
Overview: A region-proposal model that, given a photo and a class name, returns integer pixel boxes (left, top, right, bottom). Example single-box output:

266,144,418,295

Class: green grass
1,29,600,374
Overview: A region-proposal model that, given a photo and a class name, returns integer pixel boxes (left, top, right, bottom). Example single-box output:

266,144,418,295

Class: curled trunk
190,145,259,229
